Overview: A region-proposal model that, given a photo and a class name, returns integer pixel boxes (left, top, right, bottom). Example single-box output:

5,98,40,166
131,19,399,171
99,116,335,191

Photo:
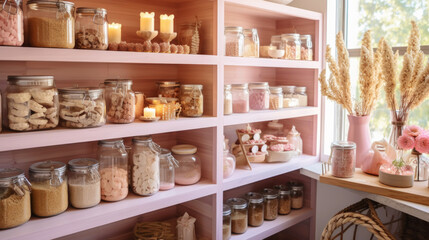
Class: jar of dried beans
300,35,313,60
180,84,203,117
226,198,248,234
75,7,108,50
159,148,178,191
245,192,264,227
224,84,232,115
172,144,201,185
157,81,180,99
249,82,270,110
103,79,136,123
290,182,304,209
231,83,249,113
330,141,356,178
243,28,259,57
0,0,24,46
225,26,244,57
281,33,301,60
262,188,278,220
273,184,291,215
269,87,283,110
223,204,232,240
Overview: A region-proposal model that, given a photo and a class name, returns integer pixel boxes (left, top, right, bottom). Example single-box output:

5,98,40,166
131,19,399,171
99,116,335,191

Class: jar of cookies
226,198,248,234
75,7,108,50
245,192,264,227
67,158,100,209
103,79,135,124
262,188,278,220
6,75,59,131
281,33,301,60
0,0,24,46
180,84,203,117
157,81,180,99
58,87,106,128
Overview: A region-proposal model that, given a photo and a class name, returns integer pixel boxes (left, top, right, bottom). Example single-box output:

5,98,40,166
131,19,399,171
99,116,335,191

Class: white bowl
266,150,298,163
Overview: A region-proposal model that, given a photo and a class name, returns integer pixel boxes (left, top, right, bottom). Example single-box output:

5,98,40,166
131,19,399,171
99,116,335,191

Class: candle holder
159,32,177,45
136,30,158,43
139,116,161,122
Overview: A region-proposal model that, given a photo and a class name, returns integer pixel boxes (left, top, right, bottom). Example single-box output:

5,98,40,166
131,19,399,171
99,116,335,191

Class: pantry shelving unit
0,0,323,239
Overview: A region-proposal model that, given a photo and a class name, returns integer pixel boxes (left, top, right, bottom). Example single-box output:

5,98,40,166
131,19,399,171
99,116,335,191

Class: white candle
108,23,121,44
140,12,155,32
160,14,174,33
144,107,156,118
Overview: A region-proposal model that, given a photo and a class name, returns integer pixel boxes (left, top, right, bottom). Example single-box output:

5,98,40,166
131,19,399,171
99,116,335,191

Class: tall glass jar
245,192,264,227
225,26,244,57
269,87,283,110
103,79,135,124
231,83,249,113
67,158,101,209
262,188,278,220
131,136,161,196
98,139,128,201
282,85,299,108
75,7,108,50
6,75,59,131
29,161,68,217
249,82,270,110
287,126,303,154
291,183,304,209
226,198,248,234
223,205,232,240
281,33,301,60
224,84,233,115
330,141,356,178
274,185,291,215
180,84,203,117
159,148,178,191
172,144,201,185
0,168,31,229
26,0,75,48
300,35,313,60
0,0,24,46
243,28,259,58
157,81,180,99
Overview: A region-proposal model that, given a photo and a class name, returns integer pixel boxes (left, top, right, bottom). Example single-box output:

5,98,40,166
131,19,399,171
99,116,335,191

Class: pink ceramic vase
347,115,371,168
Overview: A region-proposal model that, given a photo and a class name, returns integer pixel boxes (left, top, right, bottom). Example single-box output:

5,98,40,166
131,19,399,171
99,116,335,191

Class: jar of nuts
75,7,108,50
180,84,203,117
103,79,136,124
281,33,301,60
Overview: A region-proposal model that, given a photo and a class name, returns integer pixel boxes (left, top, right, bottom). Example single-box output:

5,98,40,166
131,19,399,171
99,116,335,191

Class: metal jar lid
181,84,203,90
160,148,172,157
273,184,291,195
132,136,153,143
7,75,54,86
295,87,307,93
281,85,296,93
225,26,243,32
0,168,25,181
331,141,356,150
262,188,278,200
223,204,232,216
68,158,99,172
291,185,304,191
98,138,125,146
157,81,180,87
29,161,66,174
226,198,247,209
27,0,75,10
269,87,282,94
104,79,133,87
76,7,107,14
172,144,197,155
281,33,300,39
249,82,269,89
245,192,264,204
231,83,248,90
59,87,104,99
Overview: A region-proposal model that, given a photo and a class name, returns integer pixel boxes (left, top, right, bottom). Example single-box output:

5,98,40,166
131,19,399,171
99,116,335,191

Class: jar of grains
289,182,304,209
67,158,101,209
245,192,264,227
159,148,178,191
0,0,24,46
98,139,128,201
273,184,291,215
6,75,59,131
26,0,75,48
300,35,313,60
224,84,233,115
249,82,270,110
294,86,308,107
281,33,301,60
75,7,108,50
103,79,135,124
180,84,203,117
262,188,278,220
330,141,356,178
282,85,299,108
29,161,68,217
172,144,201,185
132,136,161,196
243,28,259,57
231,83,249,113
226,198,248,234
225,26,244,57
0,168,31,229
157,81,181,99
223,204,232,240
269,87,283,110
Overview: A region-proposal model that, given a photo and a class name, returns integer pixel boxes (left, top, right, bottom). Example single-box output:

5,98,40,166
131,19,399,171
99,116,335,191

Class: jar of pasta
231,83,249,113
269,87,283,110
75,7,108,50
103,79,135,124
172,144,201,185
273,184,291,215
226,198,248,234
159,148,178,191
223,204,232,240
67,158,100,209
0,0,24,46
224,84,232,115
300,35,313,60
157,81,180,99
245,192,264,227
281,33,301,60
249,82,270,110
225,26,244,57
262,188,278,220
180,84,203,117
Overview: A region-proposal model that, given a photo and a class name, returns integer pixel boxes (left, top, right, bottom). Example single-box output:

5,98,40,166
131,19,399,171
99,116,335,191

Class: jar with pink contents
231,83,249,113
330,141,356,178
0,0,24,46
249,82,270,110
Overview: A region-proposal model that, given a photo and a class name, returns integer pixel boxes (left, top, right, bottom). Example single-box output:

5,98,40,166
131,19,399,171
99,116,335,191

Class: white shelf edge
223,56,321,69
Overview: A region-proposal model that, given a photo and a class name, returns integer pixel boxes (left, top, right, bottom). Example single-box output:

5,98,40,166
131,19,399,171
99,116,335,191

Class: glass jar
226,198,248,234
159,148,178,191
29,161,68,217
290,183,304,209
172,144,201,185
281,33,301,60
330,141,356,178
223,150,236,179
157,81,180,99
98,139,128,201
67,158,100,209
131,136,161,196
6,75,59,131
249,82,270,110
0,168,31,229
0,0,24,46
270,35,283,50
243,28,259,58
75,7,108,50
300,35,313,60
225,26,244,57
58,87,106,128
146,97,180,121
180,84,203,117
223,204,232,240
282,85,299,108
245,192,264,227
178,23,199,54
103,79,135,124
26,0,75,48
231,83,249,113
294,86,308,107
224,84,232,115
268,35,285,59
269,87,283,110
264,120,284,137
287,126,303,154
274,185,291,215
262,188,278,221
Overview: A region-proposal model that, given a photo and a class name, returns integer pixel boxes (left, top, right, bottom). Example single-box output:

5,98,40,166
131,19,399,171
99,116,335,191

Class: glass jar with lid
231,83,249,113
223,204,232,240
29,161,68,217
262,188,278,220
290,182,304,209
157,81,181,99
103,79,135,124
330,141,356,178
75,7,108,50
300,35,313,60
0,0,24,46
286,125,303,154
0,168,31,229
244,192,264,227
282,85,299,108
294,86,308,107
281,34,301,60
172,144,201,185
98,139,128,201
243,28,259,58
225,26,244,57
264,120,285,137
159,148,178,191
226,198,248,234
180,84,203,117
6,75,59,131
224,84,233,115
268,35,285,59
249,82,270,110
269,87,283,110
223,148,236,179
58,87,106,128
273,184,291,215
26,0,75,48
67,158,100,209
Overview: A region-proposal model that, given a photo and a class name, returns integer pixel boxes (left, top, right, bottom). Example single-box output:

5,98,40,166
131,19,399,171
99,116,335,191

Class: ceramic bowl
266,150,298,163
379,169,414,188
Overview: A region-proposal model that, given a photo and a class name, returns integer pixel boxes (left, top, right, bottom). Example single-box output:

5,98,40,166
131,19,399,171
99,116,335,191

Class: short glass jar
225,26,244,57
223,149,236,179
282,85,299,108
226,198,248,234
67,158,100,209
0,168,31,229
294,86,308,107
224,84,233,115
172,144,201,185
269,87,283,110
270,35,283,50
75,7,108,50
223,204,232,240
300,35,313,60
98,139,128,201
6,75,59,131
331,141,356,178
29,161,68,217
273,184,291,215
262,188,279,220
243,28,259,58
249,82,270,110
268,35,285,59
0,0,24,46
231,83,249,113
290,182,304,209
281,33,301,60
26,0,75,48
159,148,178,191
157,81,180,99
103,79,135,124
287,126,303,155
180,84,203,117
245,192,264,227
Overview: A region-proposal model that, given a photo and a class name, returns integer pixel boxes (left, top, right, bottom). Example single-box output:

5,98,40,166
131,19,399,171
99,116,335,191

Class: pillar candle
144,107,156,118
160,14,174,33
108,23,121,44
140,12,155,31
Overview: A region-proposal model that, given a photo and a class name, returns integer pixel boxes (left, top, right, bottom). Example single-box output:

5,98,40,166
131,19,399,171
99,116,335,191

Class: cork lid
172,144,197,155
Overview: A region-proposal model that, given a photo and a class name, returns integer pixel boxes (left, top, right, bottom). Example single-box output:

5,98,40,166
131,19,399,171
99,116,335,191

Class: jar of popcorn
103,79,136,124
281,33,301,60
75,7,108,50
0,0,24,46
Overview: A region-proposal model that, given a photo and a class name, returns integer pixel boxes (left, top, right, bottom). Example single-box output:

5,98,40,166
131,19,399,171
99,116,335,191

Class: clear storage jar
58,87,106,128
29,161,68,217
294,86,308,107
231,83,249,113
330,141,356,178
245,192,264,227
98,139,128,201
172,144,201,185
226,198,248,234
75,7,108,50
67,158,100,209
0,168,31,229
157,81,180,99
103,79,135,124
268,35,285,59
225,26,244,57
249,82,270,110
287,125,303,154
263,188,278,220
281,33,301,60
26,0,75,48
0,0,24,46
300,35,313,60
264,120,284,137
282,85,299,108
243,28,259,58
180,84,203,117
6,75,59,131
274,185,291,215
159,148,178,191
223,204,232,240
290,182,304,209
224,84,232,115
223,150,236,179
269,87,283,110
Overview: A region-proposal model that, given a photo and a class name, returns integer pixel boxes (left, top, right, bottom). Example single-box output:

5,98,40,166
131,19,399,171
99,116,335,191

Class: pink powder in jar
160,182,175,191
249,89,269,110
175,168,201,185
233,99,249,113
331,142,356,178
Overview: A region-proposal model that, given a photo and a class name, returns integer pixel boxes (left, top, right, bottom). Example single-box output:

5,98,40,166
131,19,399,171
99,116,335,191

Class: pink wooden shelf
0,180,216,240
223,56,321,69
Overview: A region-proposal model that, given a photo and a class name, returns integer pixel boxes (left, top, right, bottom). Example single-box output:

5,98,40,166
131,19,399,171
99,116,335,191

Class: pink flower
402,125,424,137
415,134,429,154
397,135,415,150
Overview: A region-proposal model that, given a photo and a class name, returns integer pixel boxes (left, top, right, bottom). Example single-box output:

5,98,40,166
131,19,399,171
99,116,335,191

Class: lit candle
160,14,174,33
140,12,155,32
108,22,121,44
144,107,156,118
